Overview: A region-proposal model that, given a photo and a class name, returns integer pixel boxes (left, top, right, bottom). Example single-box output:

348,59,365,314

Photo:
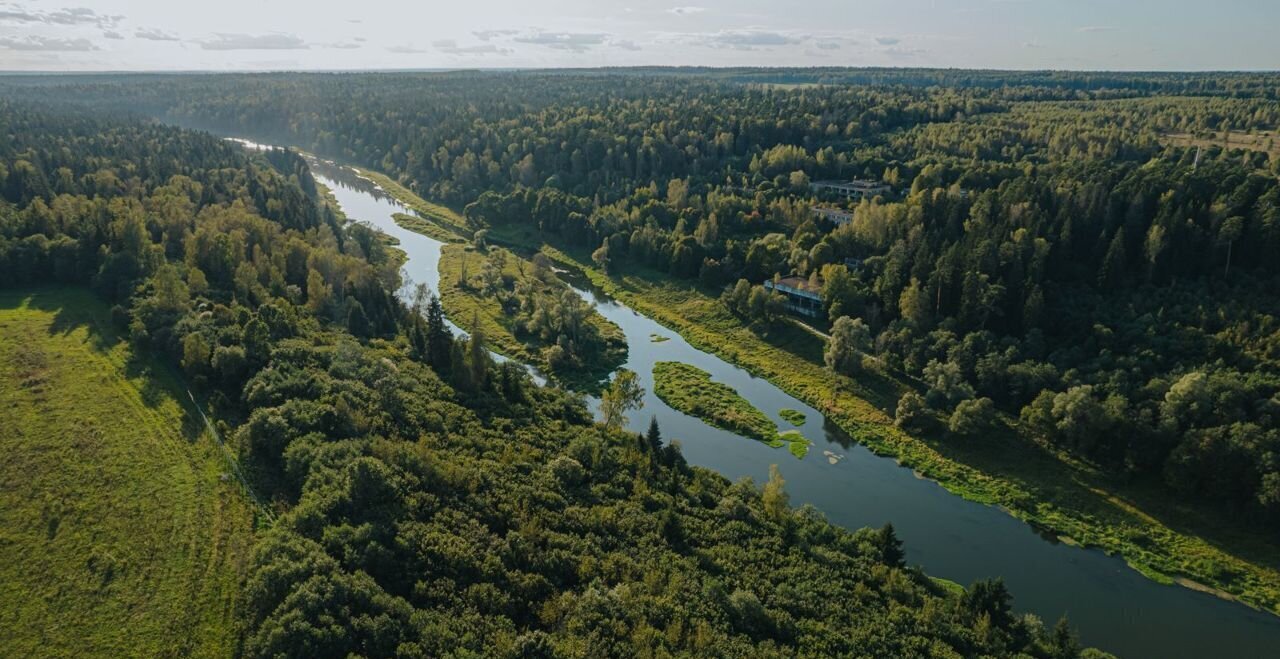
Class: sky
0,0,1277,72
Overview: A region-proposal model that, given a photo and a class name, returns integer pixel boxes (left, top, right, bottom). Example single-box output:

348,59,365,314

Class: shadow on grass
1,286,206,443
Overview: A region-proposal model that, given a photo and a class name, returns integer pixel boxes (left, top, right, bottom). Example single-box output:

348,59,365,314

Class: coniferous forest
3,67,1280,657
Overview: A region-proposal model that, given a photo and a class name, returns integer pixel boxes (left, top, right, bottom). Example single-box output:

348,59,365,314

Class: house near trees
810,179,892,200
812,206,854,227
764,275,825,318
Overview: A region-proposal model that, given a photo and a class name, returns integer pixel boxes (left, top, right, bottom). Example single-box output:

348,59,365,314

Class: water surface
258,143,1280,659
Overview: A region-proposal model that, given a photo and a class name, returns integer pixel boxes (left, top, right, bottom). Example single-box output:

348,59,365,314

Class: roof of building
767,275,823,296
812,179,891,191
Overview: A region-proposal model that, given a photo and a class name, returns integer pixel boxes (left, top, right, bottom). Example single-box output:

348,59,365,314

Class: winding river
258,144,1280,658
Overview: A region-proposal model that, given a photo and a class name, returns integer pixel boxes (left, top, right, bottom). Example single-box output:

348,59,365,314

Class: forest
0,96,1111,656
16,69,1270,527
3,66,1280,654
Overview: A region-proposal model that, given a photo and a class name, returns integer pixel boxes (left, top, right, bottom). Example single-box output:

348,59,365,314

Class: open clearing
0,288,254,658
1162,131,1280,156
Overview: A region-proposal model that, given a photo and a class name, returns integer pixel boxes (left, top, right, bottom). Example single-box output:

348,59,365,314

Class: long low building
764,275,824,318
811,179,891,200
812,206,854,226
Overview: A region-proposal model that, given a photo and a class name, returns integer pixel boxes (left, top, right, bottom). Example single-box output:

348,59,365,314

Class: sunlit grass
0,288,254,657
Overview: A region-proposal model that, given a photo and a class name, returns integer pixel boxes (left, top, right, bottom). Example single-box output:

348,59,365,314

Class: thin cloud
667,6,707,14
0,34,98,51
135,28,180,42
813,40,842,50
387,44,430,54
473,29,519,41
199,33,309,51
875,36,900,45
514,30,610,52
670,29,804,50
884,45,926,59
0,5,122,28
1077,25,1116,33
611,39,642,51
102,30,123,40
433,39,512,56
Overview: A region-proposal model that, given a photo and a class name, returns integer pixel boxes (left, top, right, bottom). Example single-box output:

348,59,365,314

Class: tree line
0,94,1105,656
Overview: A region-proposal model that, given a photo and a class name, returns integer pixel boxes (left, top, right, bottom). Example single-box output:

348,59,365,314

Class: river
250,142,1280,658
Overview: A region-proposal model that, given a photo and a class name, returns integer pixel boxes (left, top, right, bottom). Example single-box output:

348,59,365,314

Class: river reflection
235,139,1280,658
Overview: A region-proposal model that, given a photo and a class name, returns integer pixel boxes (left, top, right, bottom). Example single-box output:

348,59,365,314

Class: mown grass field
485,223,1280,616
0,288,254,658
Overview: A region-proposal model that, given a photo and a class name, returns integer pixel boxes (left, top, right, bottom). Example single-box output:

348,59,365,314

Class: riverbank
354,168,472,234
490,227,1280,617
353,166,1280,617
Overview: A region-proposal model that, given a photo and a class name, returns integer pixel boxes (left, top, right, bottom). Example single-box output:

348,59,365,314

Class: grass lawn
487,222,1280,616
0,288,255,658
653,361,810,458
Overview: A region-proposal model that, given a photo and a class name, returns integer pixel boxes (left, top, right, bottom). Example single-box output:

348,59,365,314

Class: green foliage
653,361,812,458
778,408,807,426
600,368,645,429
654,361,777,442
436,244,627,390
17,70,1275,653
0,288,252,657
825,315,871,376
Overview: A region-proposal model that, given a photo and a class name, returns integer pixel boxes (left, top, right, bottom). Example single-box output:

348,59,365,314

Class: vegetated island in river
392,212,465,244
780,408,807,426
653,360,811,459
514,235,1280,614
343,152,1280,615
438,243,627,392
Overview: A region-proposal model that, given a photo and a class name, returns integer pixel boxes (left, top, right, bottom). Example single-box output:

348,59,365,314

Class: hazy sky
0,0,1277,72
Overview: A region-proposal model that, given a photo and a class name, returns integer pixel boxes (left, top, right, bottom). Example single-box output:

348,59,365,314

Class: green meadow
0,288,254,658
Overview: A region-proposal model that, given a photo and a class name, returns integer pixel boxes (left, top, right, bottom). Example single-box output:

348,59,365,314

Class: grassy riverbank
393,212,466,244
355,168,472,234
358,169,1280,615
654,361,809,458
437,244,627,392
486,224,1280,616
0,288,254,657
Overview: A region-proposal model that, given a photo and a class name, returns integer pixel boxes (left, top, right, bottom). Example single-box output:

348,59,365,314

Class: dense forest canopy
0,94,1111,656
8,68,1273,529
3,66,1280,654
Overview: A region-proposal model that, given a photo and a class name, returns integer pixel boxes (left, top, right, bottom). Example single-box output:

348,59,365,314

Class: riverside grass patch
653,361,810,458
0,288,254,658
517,231,1280,615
